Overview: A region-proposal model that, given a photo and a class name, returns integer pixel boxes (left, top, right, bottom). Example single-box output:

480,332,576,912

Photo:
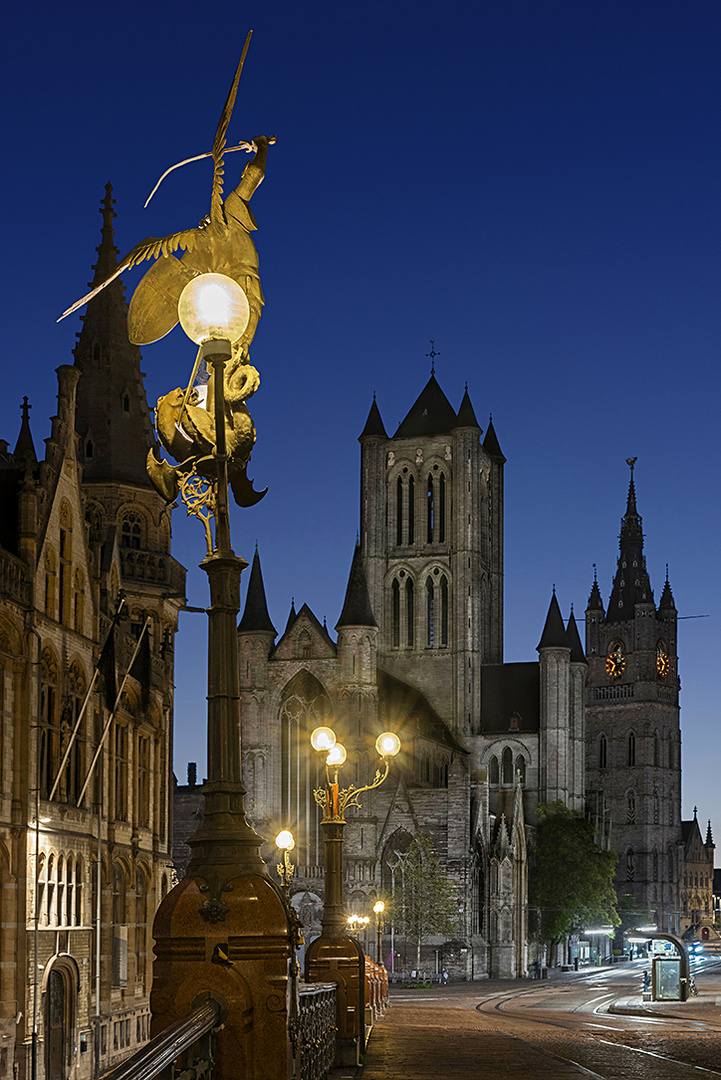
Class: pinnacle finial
21,396,31,420
694,805,698,818
626,455,637,475
593,563,598,583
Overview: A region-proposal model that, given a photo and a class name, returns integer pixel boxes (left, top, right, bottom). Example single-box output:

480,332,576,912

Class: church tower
585,461,681,931
358,372,504,735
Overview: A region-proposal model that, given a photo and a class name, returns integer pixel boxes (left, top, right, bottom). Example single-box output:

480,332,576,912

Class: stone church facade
238,375,587,979
0,188,185,1080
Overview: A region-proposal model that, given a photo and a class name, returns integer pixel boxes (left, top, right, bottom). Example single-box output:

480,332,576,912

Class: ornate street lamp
373,901,385,965
276,830,296,898
309,727,400,939
305,726,400,1065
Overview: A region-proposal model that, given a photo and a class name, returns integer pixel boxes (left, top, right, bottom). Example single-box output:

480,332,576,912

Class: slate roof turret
336,543,377,629
537,589,570,651
238,548,276,635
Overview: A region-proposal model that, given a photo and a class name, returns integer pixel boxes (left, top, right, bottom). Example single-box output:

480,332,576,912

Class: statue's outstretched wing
209,30,253,227
57,225,201,323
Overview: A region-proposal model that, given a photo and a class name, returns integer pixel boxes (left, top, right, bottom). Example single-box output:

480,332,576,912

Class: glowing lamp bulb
310,726,337,752
177,273,250,344
276,830,295,851
375,731,401,758
373,901,385,914
326,742,347,766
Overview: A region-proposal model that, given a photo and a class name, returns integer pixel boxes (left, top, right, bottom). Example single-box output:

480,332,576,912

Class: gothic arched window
488,755,499,786
654,731,660,767
405,578,414,647
515,755,526,786
391,579,400,648
438,473,446,543
440,575,449,646
627,790,636,823
599,733,607,769
426,578,435,647
627,731,636,767
652,848,659,882
502,747,513,785
626,848,635,881
396,477,403,546
408,476,415,544
653,789,659,825
121,512,142,550
427,475,434,543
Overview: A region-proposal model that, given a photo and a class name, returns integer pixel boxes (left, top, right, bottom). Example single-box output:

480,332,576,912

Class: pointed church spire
706,819,714,847
238,548,276,635
537,589,570,650
659,566,676,613
587,564,604,612
394,373,457,438
13,397,36,462
566,607,586,663
606,459,654,621
454,385,481,430
336,543,377,628
359,393,388,439
73,186,157,488
284,599,297,635
482,415,506,462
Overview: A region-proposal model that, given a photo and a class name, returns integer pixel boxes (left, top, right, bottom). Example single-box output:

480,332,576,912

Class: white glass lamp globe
177,273,250,344
326,742,347,767
375,731,401,758
310,726,337,753
276,830,295,851
373,900,385,915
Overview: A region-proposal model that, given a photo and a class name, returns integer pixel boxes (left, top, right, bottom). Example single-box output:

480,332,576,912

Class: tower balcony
120,547,186,597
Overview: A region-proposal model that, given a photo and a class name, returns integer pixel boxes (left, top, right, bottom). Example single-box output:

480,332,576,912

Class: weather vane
59,31,277,548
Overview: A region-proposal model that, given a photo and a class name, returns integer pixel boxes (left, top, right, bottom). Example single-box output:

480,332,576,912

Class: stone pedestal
151,873,293,1079
305,935,365,1066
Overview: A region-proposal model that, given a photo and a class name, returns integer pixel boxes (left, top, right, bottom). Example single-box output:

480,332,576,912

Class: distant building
680,812,716,940
0,187,185,1080
585,470,683,933
237,375,586,979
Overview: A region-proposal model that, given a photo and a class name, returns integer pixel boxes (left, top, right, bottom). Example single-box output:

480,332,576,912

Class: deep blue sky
2,2,720,843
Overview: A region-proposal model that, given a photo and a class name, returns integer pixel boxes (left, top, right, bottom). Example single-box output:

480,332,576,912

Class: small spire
238,548,276,635
426,339,440,375
706,819,714,846
455,385,481,430
694,805,698,818
482,415,506,462
336,543,377,629
566,608,587,664
359,395,388,439
13,396,37,462
537,590,570,651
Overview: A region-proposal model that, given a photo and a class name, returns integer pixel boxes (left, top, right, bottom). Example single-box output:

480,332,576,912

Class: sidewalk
331,1002,597,1080
609,991,721,1022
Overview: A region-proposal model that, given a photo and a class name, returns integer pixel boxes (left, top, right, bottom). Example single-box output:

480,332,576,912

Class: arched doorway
45,961,75,1079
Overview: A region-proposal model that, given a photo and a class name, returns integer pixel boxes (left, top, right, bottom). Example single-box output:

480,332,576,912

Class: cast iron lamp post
373,901,385,965
309,727,400,939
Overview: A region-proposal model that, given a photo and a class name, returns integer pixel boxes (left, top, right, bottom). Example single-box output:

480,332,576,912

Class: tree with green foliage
529,802,619,962
399,835,458,970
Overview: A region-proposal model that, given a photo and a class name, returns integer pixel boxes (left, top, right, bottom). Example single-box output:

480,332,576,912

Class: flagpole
47,598,125,803
77,618,150,808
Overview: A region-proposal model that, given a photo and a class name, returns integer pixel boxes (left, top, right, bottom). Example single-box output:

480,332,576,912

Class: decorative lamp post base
151,873,294,1079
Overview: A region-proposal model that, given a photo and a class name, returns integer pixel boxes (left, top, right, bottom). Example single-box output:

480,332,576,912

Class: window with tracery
599,733,607,769
427,476,434,543
488,755,499,785
440,575,449,646
627,731,636,767
391,579,400,647
405,578,414,646
121,512,142,550
502,747,513,785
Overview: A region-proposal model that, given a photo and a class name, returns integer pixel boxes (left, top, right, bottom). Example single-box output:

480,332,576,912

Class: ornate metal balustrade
104,996,222,1080
296,982,337,1080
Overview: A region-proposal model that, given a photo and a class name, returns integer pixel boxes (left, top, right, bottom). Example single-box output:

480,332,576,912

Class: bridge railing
295,981,337,1080
103,995,223,1080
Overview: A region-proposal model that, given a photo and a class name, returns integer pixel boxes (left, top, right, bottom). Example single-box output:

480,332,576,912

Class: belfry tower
585,461,681,931
358,373,504,735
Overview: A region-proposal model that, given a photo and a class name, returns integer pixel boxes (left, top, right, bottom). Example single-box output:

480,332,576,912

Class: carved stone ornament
199,897,230,924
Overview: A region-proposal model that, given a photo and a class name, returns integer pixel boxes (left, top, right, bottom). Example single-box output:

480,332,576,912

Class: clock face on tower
606,642,626,679
656,642,670,677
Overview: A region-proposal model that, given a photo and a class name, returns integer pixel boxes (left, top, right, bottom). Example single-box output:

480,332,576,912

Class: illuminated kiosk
305,728,399,1065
